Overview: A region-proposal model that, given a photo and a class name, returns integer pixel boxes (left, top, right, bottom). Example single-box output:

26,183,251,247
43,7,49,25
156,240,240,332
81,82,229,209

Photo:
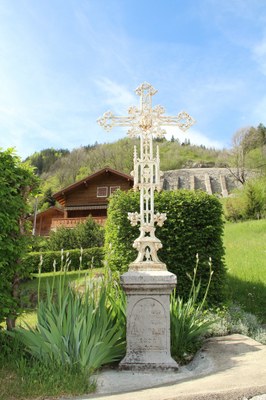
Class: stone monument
98,82,195,370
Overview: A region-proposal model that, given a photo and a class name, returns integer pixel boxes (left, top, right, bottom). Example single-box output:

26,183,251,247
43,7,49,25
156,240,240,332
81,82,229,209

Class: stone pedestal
119,269,178,371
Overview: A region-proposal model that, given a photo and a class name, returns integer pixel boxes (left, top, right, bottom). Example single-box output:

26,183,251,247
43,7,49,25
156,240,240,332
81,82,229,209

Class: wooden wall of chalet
64,174,132,207
35,208,64,236
67,209,107,218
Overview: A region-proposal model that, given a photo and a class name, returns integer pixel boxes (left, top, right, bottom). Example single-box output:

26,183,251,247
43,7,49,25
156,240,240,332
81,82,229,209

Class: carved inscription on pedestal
128,298,167,351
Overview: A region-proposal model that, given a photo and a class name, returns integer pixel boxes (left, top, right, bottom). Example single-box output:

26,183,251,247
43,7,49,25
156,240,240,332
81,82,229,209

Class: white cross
98,82,195,137
98,82,195,268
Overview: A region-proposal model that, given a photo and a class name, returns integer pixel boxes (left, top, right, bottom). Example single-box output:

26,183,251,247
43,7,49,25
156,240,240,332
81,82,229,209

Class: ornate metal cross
98,82,195,270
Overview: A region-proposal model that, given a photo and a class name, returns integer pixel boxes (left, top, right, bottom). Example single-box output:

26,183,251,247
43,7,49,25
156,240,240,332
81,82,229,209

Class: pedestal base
120,359,178,371
119,269,178,371
119,347,178,371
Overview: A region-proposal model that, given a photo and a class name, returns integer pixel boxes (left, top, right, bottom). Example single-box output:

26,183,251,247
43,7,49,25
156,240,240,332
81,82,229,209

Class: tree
0,149,39,329
25,148,70,175
229,125,266,184
229,127,251,184
256,124,266,171
47,216,104,251
74,217,104,249
244,177,266,219
39,187,56,211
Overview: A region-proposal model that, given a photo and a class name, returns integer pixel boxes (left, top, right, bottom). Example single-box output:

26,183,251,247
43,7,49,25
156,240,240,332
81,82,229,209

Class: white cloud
95,78,136,114
164,126,224,149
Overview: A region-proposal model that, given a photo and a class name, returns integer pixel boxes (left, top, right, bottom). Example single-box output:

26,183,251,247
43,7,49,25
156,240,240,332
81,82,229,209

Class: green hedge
22,247,105,273
105,190,226,305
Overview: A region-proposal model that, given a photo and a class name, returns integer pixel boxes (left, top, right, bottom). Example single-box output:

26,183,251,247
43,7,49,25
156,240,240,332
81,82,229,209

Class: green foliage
244,178,266,219
25,148,70,175
74,217,105,248
242,124,266,153
12,273,126,372
22,247,104,273
159,140,222,170
105,189,226,305
0,332,94,400
224,196,246,222
104,190,139,272
207,304,266,344
12,264,216,372
47,226,76,250
0,148,39,327
225,177,266,221
170,255,214,361
47,216,104,251
28,235,49,252
2,215,265,399
38,187,56,211
224,304,262,337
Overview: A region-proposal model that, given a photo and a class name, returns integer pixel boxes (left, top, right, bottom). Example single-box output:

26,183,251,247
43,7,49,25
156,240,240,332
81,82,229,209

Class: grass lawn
224,219,266,323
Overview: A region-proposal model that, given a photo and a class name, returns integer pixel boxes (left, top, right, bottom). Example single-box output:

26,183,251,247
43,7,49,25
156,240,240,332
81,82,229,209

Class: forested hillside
26,139,226,191
25,148,70,175
25,124,266,211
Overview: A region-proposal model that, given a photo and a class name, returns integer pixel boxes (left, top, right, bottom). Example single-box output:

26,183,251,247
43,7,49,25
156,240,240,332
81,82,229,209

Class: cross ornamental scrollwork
98,82,195,270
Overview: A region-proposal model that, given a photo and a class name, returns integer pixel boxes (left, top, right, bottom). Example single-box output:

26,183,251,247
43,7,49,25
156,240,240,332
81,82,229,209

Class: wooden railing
51,217,106,230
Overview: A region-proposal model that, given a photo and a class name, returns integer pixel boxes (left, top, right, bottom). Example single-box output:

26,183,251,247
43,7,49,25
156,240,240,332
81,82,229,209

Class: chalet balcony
51,216,106,230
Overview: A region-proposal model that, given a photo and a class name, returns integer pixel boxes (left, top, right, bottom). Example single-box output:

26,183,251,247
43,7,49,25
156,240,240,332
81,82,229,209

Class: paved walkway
64,334,266,400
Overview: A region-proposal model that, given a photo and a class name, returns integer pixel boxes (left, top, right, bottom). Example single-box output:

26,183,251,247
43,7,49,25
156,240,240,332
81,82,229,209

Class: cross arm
97,111,135,132
158,111,196,132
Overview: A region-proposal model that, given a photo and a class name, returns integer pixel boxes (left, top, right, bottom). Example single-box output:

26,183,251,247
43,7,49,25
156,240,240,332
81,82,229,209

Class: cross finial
135,82,157,97
135,82,157,112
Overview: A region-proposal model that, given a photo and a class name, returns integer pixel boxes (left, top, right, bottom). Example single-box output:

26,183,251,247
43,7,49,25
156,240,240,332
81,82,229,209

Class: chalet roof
53,167,133,203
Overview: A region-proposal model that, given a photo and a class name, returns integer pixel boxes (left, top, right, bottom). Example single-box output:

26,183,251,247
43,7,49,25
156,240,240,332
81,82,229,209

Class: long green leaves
14,254,215,370
170,255,214,361
13,272,126,373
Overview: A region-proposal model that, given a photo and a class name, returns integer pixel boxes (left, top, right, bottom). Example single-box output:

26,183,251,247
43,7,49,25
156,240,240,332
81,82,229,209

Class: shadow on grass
226,274,266,324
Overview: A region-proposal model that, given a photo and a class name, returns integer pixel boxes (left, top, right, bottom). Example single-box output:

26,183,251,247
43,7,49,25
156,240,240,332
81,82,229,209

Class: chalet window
97,186,108,197
110,186,120,195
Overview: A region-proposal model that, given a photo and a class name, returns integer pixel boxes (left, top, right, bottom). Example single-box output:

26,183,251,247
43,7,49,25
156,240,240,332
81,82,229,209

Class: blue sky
0,0,266,159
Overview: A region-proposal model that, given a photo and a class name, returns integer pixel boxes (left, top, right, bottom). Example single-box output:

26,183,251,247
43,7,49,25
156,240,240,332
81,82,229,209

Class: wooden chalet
50,167,133,232
32,206,64,236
